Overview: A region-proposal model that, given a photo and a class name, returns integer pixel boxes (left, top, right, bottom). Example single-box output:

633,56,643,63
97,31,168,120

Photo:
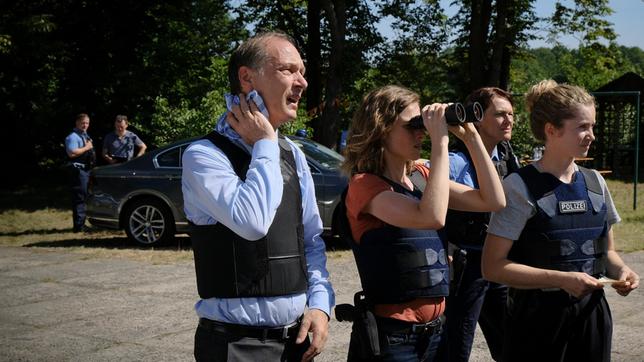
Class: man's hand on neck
227,94,278,145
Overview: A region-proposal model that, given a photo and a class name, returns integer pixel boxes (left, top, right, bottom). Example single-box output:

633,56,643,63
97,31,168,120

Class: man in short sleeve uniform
443,88,519,361
102,115,146,164
64,113,96,232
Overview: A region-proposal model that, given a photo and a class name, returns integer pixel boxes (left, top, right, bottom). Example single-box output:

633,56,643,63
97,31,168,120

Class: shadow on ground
0,175,69,212
0,228,77,237
23,235,193,251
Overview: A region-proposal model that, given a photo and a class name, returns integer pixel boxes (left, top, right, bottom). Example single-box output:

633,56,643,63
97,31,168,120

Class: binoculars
407,102,483,129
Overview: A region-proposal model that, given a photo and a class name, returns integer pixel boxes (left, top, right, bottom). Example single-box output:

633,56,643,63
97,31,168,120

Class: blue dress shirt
448,146,500,188
182,119,335,327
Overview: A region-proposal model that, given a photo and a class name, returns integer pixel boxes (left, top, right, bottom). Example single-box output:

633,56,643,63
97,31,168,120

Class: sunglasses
404,115,425,130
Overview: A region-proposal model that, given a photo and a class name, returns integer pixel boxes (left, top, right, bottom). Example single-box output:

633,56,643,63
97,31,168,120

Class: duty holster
450,248,467,296
335,291,380,358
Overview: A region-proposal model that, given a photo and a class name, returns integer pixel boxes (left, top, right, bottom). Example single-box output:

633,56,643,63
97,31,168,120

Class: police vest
190,132,308,299
508,165,608,276
445,140,520,249
350,172,449,304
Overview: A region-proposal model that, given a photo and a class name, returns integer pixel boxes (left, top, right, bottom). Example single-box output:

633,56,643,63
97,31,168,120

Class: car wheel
124,198,175,246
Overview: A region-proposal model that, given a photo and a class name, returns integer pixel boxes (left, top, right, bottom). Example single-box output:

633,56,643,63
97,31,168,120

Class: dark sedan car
87,135,348,245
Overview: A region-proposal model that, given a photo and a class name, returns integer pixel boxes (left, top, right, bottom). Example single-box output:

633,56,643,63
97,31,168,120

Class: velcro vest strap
537,237,608,258
400,269,446,290
594,236,609,254
395,249,441,270
543,258,607,276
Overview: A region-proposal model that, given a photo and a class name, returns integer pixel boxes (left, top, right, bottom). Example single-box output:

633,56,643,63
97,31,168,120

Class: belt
376,314,445,336
71,162,89,170
198,318,301,340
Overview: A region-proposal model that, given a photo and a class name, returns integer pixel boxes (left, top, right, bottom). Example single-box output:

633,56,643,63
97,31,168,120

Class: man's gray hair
227,31,299,94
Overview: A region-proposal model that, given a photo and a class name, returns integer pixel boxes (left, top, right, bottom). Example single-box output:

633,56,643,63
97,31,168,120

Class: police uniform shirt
65,129,91,164
103,131,144,160
449,146,501,188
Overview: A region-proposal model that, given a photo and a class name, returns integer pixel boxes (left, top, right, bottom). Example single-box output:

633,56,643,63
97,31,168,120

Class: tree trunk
316,0,346,148
488,0,508,87
306,0,322,126
468,0,492,91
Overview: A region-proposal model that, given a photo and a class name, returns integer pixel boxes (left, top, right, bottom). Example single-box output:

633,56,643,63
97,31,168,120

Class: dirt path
1,246,642,361
321,250,644,362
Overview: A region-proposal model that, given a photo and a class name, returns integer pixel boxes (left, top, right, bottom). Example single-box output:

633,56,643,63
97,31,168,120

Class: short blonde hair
525,79,594,142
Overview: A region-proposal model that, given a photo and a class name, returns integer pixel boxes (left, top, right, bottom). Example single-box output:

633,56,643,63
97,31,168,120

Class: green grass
0,178,641,262
0,180,194,263
605,179,644,252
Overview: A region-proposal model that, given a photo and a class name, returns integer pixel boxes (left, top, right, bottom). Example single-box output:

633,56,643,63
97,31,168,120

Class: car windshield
289,138,344,170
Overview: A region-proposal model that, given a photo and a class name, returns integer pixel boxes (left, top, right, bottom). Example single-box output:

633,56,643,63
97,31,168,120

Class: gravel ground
1,245,642,361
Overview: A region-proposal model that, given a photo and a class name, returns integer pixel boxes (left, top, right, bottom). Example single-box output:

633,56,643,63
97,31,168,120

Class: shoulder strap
377,173,424,199
516,164,560,201
203,131,251,180
277,136,298,172
498,141,521,174
409,169,427,191
578,166,604,213
336,187,353,245
578,166,602,195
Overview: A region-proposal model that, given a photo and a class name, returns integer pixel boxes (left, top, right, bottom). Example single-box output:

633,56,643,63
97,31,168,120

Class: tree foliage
2,0,642,185
368,0,452,102
0,0,243,185
449,0,538,95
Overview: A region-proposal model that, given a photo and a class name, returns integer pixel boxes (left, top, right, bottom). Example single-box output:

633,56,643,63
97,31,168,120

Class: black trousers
503,288,612,362
69,166,89,231
443,250,505,361
194,321,311,362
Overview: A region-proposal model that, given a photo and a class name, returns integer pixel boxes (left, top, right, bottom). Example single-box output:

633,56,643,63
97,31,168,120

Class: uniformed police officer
182,31,334,361
102,115,147,164
64,113,96,232
482,80,640,361
442,87,520,361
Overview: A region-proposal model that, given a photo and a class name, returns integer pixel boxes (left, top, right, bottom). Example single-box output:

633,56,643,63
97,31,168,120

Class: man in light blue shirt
182,31,334,361
442,88,520,361
64,113,96,232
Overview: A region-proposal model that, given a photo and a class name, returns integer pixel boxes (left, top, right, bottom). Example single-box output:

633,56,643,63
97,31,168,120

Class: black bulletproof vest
350,172,450,304
509,165,608,276
190,132,308,299
445,140,520,249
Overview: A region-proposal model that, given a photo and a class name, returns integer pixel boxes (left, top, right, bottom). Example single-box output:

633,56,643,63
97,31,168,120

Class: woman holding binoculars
482,80,639,361
340,85,505,361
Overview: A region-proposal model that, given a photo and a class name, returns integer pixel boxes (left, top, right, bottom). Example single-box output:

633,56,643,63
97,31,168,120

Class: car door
306,160,328,222
153,143,188,223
